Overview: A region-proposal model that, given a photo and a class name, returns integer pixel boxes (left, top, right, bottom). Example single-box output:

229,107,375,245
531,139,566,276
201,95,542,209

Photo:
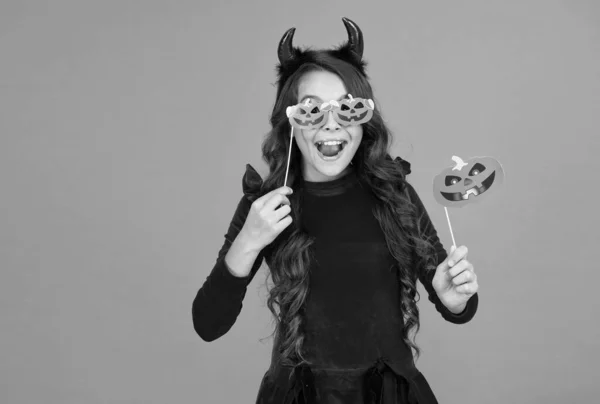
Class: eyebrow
299,93,349,103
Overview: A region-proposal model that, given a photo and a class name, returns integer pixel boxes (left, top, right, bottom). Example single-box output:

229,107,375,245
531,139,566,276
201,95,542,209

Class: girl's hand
240,186,294,253
432,245,479,313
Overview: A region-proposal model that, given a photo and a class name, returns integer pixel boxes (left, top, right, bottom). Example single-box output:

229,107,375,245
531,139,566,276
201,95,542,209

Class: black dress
192,159,478,403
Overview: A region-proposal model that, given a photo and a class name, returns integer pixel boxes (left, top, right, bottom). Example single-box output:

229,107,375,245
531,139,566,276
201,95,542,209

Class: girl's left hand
432,245,479,313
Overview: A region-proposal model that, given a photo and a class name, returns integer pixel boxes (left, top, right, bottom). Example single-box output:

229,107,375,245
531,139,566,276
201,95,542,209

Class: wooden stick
444,206,457,249
284,126,294,188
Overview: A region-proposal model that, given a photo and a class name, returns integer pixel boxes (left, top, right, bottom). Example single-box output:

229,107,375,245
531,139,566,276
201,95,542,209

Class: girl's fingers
448,245,468,267
263,193,291,212
456,282,477,295
255,186,292,209
274,204,292,222
448,259,472,278
451,267,476,286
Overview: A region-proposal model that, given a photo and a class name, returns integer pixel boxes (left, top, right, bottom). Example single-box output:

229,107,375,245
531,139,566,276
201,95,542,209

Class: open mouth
441,171,496,201
314,140,348,159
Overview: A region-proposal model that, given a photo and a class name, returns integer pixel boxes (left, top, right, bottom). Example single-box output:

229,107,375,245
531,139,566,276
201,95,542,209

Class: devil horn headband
274,17,368,100
277,17,364,64
277,27,296,65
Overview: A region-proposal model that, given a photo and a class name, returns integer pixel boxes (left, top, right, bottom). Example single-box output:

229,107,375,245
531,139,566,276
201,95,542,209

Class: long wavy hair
257,53,439,370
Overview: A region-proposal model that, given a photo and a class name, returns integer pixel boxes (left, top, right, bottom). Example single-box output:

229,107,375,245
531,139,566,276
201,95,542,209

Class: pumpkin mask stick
432,155,505,248
283,95,375,187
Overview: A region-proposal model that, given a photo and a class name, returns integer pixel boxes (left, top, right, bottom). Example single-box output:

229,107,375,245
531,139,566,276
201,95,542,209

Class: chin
316,164,348,177
310,154,354,179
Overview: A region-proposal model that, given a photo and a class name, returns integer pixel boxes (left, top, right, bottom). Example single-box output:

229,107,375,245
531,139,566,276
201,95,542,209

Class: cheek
294,130,316,154
347,126,363,143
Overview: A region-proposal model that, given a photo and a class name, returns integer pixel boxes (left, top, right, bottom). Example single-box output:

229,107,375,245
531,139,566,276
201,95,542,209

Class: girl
193,17,479,404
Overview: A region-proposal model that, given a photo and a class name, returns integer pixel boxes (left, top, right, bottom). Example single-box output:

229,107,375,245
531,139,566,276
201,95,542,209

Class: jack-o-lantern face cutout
286,94,375,130
286,99,326,130
433,155,504,208
332,94,374,126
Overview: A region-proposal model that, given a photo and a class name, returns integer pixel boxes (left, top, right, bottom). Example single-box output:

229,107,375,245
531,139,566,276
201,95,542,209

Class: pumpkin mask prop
276,17,370,188
286,94,375,131
433,155,504,208
432,155,505,247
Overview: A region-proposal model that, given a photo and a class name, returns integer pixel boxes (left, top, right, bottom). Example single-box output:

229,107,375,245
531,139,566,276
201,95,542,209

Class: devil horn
278,27,296,64
342,17,364,59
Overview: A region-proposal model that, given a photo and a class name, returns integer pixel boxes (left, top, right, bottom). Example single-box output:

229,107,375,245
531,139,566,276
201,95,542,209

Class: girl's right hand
240,186,294,252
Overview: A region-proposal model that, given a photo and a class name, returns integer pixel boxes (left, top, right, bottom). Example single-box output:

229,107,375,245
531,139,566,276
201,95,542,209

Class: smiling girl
193,17,479,404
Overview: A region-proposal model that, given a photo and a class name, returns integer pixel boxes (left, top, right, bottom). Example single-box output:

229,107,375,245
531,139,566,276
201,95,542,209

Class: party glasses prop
285,94,375,130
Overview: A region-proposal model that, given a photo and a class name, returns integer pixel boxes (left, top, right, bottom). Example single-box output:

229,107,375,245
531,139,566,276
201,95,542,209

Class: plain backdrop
1,1,599,403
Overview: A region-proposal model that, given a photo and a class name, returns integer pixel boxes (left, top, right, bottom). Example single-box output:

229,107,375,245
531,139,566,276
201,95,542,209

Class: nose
464,178,473,186
322,110,341,131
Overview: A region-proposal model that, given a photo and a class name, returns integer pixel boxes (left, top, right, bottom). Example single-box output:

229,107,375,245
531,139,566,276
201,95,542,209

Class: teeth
316,140,346,146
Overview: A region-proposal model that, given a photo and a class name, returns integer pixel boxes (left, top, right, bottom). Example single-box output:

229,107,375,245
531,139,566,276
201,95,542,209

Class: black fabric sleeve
192,165,266,341
404,181,479,324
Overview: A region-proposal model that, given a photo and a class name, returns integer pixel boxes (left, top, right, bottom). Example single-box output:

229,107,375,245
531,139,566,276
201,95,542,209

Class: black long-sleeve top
193,160,478,404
